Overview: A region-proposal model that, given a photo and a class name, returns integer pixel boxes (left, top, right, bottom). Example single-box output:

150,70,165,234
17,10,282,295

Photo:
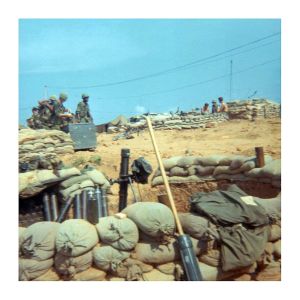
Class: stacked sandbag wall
19,128,74,172
107,112,229,133
151,154,281,211
19,200,281,281
227,99,281,120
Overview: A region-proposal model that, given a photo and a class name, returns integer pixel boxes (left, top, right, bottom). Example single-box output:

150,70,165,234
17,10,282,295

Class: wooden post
255,147,265,167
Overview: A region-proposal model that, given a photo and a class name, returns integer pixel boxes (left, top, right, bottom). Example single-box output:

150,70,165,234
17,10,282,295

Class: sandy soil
59,118,281,208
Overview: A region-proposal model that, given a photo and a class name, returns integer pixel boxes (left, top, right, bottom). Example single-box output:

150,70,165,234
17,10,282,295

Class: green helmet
49,95,57,101
82,93,89,99
59,92,68,100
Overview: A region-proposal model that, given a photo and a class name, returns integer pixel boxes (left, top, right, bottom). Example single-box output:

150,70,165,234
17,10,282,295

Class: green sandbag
96,216,139,251
54,251,93,277
19,227,26,254
19,258,54,281
133,237,201,264
122,202,175,240
60,174,90,189
56,219,98,257
93,245,130,272
21,222,60,261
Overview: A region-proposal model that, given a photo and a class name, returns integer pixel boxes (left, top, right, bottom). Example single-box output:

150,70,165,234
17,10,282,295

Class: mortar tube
74,194,82,219
95,186,103,219
42,193,52,221
56,196,73,223
101,188,108,217
50,193,58,221
118,148,130,212
81,190,88,220
87,189,99,224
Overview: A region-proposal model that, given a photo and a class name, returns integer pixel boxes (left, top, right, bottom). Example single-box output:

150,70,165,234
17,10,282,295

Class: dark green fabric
190,184,270,272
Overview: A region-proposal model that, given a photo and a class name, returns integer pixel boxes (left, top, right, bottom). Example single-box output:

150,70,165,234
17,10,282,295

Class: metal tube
177,235,203,281
56,196,73,223
95,186,103,219
118,148,130,211
87,189,99,224
50,193,58,221
101,188,108,217
255,147,265,167
74,194,82,219
42,193,51,221
81,190,88,220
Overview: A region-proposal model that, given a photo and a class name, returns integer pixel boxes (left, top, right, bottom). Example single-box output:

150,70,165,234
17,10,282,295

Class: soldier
38,95,58,129
201,103,210,115
76,93,93,123
211,100,218,113
218,96,228,112
26,107,43,129
51,92,73,131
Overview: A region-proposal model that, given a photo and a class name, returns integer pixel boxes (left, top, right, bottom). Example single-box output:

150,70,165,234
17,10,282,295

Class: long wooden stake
145,117,184,235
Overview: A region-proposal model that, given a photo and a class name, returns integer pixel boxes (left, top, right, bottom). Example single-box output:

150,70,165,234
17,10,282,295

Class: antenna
229,60,233,100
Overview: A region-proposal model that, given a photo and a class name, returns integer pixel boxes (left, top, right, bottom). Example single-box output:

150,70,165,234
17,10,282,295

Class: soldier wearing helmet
218,96,228,112
37,95,58,129
211,100,218,113
75,93,93,123
26,107,43,129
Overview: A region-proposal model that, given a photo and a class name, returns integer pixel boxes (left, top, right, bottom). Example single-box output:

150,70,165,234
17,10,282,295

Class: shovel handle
145,116,184,235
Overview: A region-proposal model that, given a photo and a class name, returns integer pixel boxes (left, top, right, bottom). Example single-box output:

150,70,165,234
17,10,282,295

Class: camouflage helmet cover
59,92,68,100
82,93,89,99
49,95,57,101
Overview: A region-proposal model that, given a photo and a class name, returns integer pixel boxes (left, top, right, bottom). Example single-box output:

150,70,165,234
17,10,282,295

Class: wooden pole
145,116,184,235
255,147,265,167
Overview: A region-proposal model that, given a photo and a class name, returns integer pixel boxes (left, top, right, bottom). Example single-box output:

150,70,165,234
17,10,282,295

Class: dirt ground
59,118,281,208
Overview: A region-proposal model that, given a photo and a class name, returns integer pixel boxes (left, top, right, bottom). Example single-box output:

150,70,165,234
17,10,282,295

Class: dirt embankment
60,118,281,210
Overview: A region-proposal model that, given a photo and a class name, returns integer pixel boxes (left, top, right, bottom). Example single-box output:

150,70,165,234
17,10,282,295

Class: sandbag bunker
19,185,281,281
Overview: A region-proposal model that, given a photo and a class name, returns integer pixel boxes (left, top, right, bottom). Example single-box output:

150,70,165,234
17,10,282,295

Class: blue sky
19,19,281,125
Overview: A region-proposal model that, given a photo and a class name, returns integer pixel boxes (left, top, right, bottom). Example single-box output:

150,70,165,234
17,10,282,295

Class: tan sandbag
107,276,125,281
19,227,26,254
260,160,281,179
60,183,81,199
33,268,60,281
19,258,54,281
56,219,98,257
79,179,95,189
189,165,215,176
21,222,60,261
268,224,281,242
57,167,81,179
176,156,198,168
133,237,201,264
143,269,175,281
162,156,182,171
93,245,130,272
96,216,139,251
273,240,281,259
83,168,110,188
169,167,189,177
156,262,182,275
54,251,93,277
199,248,221,267
232,274,252,281
196,155,226,166
59,174,90,189
36,170,59,184
73,267,106,281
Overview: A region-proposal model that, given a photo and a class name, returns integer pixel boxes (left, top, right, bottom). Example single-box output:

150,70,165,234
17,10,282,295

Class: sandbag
54,251,93,277
188,166,215,176
143,269,175,281
56,219,98,257
162,156,182,171
60,174,90,189
273,240,281,259
255,261,281,281
36,170,59,184
133,237,201,264
58,167,81,179
268,224,281,242
196,155,226,166
73,267,106,281
96,216,139,251
260,160,281,179
19,258,54,281
19,227,26,253
176,156,198,168
33,268,60,281
122,202,175,240
178,212,219,240
254,196,281,221
169,167,189,177
79,179,95,189
83,167,110,188
93,245,130,272
199,248,221,267
21,222,60,260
